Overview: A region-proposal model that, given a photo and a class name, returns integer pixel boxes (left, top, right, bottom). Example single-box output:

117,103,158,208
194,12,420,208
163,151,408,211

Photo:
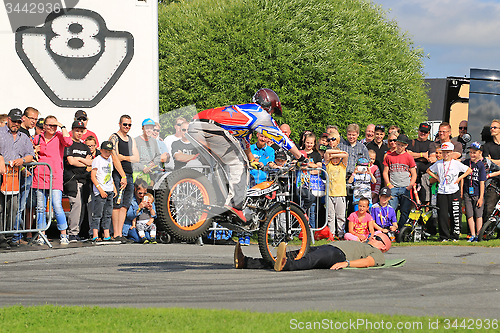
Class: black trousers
436,191,461,240
243,245,346,271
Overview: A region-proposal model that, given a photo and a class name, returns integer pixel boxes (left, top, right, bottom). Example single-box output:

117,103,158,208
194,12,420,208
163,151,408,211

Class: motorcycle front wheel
478,218,499,241
396,226,413,243
258,204,311,264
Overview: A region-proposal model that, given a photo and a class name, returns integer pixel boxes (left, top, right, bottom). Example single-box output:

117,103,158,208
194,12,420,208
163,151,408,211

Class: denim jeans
13,174,32,240
91,191,114,232
387,187,412,228
123,222,150,242
36,189,68,231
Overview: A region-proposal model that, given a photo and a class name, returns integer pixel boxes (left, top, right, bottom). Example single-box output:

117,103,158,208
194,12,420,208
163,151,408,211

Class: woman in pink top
33,115,73,245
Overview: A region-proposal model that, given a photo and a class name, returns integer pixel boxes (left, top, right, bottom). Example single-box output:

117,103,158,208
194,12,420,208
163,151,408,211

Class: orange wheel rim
167,178,210,231
266,209,308,261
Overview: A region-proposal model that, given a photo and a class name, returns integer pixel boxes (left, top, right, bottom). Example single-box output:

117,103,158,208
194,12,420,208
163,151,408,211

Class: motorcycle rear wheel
156,168,216,241
258,204,311,264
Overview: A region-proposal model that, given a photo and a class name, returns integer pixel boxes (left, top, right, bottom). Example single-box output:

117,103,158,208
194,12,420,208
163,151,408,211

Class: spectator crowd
0,105,499,250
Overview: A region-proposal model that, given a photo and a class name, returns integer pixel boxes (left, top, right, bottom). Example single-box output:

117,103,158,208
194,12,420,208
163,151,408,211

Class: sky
374,0,500,78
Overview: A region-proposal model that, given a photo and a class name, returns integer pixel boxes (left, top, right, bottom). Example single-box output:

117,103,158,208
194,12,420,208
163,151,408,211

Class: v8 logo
15,8,134,108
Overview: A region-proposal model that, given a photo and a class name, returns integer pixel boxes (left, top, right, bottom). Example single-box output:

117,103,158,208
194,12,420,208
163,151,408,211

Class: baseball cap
419,123,430,133
441,142,454,151
357,157,370,166
36,118,44,129
101,141,114,150
75,110,88,119
469,141,482,151
8,108,23,122
375,125,385,132
396,134,409,144
71,120,86,129
142,118,155,126
379,187,392,197
321,132,329,138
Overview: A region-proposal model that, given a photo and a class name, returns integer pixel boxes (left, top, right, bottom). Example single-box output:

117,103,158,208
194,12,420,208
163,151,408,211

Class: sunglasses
137,191,147,195
375,125,385,131
459,127,467,130
122,123,132,127
181,128,187,132
374,235,386,246
175,123,183,127
491,126,499,130
153,129,160,133
45,124,57,128
78,117,88,121
388,139,397,143
11,120,22,124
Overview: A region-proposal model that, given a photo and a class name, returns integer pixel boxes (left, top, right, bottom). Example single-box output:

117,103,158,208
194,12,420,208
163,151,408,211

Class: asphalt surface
1,241,500,319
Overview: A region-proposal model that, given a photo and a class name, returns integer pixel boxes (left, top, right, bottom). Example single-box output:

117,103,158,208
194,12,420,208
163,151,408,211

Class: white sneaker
60,235,70,245
35,237,45,245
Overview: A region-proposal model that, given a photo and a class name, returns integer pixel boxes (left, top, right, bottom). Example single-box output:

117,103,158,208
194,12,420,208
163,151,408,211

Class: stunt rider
189,88,305,223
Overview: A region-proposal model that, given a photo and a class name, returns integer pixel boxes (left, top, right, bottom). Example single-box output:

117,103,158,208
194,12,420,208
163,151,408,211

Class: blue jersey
194,103,294,151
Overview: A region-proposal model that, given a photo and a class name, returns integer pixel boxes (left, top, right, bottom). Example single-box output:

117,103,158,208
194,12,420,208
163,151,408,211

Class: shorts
463,194,483,219
112,172,134,209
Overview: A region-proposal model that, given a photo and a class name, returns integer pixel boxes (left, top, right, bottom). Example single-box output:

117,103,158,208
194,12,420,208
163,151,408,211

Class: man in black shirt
483,119,500,166
366,125,388,176
172,121,201,169
64,121,92,242
407,123,432,203
19,107,39,138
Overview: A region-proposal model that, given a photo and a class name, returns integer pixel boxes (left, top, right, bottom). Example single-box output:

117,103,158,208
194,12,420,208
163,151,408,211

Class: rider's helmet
356,157,370,166
252,88,282,116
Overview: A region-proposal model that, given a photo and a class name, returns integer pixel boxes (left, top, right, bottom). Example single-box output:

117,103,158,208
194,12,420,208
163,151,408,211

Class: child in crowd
324,147,349,239
368,149,381,203
348,157,376,211
344,198,375,242
370,187,398,241
461,142,486,242
90,141,117,242
298,133,322,229
132,192,158,244
427,142,472,242
386,133,397,154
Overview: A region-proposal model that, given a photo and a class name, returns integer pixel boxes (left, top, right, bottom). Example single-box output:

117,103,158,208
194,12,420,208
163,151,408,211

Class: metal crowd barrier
290,167,330,243
0,162,53,248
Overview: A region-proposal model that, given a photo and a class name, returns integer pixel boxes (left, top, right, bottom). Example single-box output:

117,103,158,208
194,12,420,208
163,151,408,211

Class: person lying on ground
234,232,391,271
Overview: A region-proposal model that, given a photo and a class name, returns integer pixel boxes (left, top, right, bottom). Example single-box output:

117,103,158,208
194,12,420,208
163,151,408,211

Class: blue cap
142,118,155,126
470,141,482,150
357,157,370,166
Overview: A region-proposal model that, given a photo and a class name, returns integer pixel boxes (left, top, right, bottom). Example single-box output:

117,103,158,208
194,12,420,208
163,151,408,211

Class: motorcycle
478,183,500,241
154,134,311,263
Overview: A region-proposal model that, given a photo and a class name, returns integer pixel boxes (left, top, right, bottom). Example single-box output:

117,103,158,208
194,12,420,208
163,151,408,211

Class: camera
358,166,367,173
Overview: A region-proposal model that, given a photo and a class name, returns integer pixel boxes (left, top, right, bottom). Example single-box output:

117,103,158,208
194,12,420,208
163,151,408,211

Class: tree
158,0,429,142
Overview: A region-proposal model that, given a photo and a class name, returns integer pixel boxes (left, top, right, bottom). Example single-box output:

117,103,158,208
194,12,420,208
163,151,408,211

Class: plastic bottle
116,188,124,205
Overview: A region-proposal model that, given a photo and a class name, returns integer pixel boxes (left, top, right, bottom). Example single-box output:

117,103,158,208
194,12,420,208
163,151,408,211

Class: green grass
1,305,498,332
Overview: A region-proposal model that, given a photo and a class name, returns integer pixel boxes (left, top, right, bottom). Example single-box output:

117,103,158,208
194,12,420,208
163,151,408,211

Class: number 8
49,16,101,58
